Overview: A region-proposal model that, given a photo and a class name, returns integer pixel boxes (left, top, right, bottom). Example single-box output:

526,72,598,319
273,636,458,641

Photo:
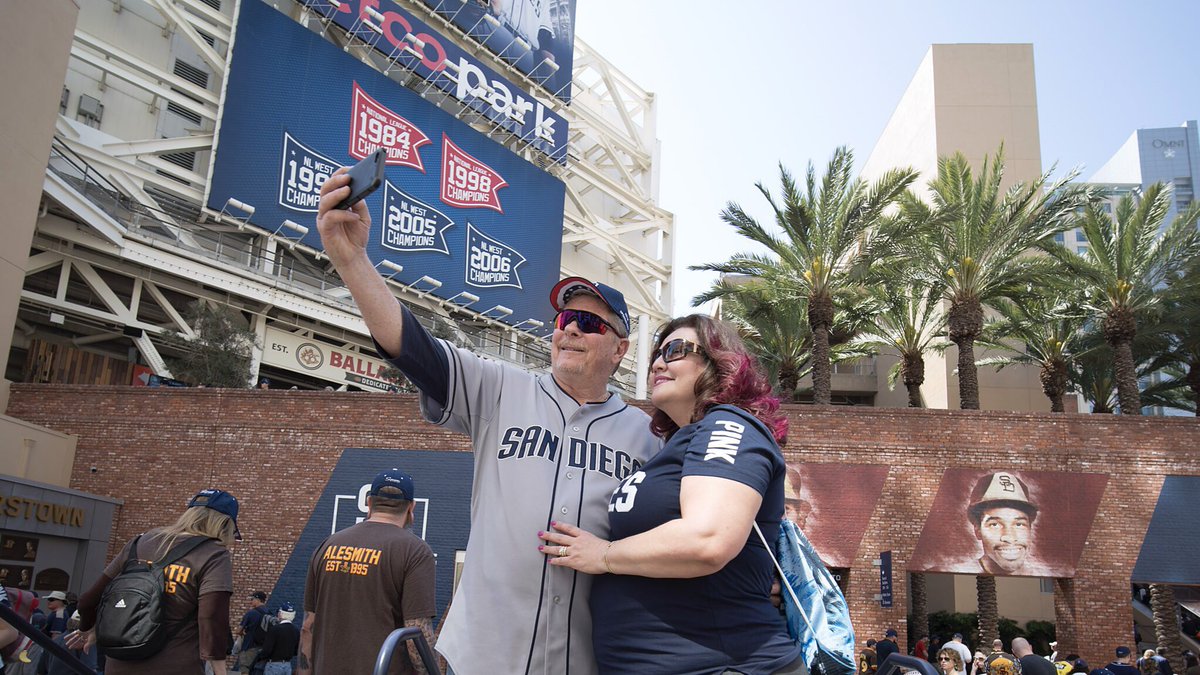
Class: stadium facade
2,0,674,450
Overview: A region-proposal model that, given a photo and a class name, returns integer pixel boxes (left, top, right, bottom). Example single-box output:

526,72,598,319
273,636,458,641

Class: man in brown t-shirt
299,468,437,675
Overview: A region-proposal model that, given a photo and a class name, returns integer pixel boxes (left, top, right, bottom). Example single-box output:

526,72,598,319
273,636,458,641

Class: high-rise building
1090,120,1199,223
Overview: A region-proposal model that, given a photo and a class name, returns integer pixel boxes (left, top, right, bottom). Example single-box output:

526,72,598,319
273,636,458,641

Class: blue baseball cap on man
188,488,242,540
370,468,415,501
550,277,631,337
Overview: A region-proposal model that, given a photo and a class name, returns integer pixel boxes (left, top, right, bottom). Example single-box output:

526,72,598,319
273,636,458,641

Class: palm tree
903,147,1094,647
849,277,945,637
849,280,947,407
976,293,1090,412
714,279,810,400
1043,184,1200,413
718,278,874,401
1046,185,1200,671
1145,256,1200,415
693,147,918,404
903,149,1095,411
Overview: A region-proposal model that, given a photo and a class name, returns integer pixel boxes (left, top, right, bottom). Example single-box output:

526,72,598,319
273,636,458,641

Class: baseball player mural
315,173,660,673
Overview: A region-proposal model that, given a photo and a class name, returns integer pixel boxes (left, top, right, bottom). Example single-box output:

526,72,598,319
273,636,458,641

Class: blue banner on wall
209,1,565,334
1132,475,1200,584
298,0,568,160
268,448,474,624
416,0,576,103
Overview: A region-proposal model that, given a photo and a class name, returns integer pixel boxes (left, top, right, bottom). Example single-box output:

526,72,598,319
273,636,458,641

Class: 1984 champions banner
207,0,565,333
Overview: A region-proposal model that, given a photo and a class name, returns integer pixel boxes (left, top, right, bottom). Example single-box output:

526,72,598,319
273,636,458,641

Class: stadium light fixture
498,36,530,63
447,291,480,307
481,305,513,319
384,33,426,76
374,259,404,279
411,275,442,292
272,219,309,249
528,57,560,82
512,318,544,332
219,197,255,229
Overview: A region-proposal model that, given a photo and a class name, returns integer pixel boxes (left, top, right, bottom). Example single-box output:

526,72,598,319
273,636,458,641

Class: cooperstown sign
262,327,398,391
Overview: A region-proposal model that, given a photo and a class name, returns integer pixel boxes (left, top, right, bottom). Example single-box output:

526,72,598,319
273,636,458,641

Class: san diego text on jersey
497,425,643,480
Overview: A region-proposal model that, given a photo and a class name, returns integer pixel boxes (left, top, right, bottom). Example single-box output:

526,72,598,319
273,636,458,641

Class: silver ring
558,545,567,557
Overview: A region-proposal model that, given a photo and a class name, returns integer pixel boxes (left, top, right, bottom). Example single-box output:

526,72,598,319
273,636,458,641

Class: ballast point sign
262,327,399,391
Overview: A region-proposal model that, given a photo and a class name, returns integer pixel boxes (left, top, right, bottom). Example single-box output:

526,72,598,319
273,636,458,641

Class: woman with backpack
68,488,240,675
538,315,803,674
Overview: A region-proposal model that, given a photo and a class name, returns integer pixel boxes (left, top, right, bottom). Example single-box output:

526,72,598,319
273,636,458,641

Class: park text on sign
0,496,86,528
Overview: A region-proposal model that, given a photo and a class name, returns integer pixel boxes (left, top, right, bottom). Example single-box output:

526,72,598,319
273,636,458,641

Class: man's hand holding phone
317,149,385,270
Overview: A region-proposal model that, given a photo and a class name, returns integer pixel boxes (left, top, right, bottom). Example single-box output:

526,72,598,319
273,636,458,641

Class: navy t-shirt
240,606,268,648
591,405,801,675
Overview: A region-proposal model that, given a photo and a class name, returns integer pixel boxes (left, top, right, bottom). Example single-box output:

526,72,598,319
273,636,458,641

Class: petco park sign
262,327,400,391
316,0,568,163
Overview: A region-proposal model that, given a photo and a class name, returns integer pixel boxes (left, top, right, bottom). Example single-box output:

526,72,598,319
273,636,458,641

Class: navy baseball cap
886,628,898,637
370,468,414,500
188,488,242,540
550,277,631,337
1116,647,1131,657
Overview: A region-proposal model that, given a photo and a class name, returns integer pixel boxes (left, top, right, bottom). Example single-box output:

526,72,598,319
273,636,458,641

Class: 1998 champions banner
207,0,565,333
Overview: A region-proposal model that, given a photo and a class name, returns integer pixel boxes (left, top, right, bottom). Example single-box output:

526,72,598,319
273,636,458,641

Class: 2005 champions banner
207,0,566,334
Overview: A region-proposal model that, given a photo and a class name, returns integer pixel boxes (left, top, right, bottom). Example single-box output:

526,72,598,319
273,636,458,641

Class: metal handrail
0,602,97,675
372,626,439,675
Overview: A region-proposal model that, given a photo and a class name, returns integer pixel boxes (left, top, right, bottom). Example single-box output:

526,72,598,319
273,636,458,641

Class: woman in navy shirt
539,314,803,675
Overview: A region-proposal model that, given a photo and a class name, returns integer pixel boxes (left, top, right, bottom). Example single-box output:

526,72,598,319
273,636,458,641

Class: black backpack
95,534,211,660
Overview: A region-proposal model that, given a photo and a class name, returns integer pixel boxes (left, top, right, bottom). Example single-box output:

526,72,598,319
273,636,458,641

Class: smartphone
335,148,386,210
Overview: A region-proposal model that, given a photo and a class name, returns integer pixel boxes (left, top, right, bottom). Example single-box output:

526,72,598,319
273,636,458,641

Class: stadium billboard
306,0,568,161
416,0,577,103
208,1,566,335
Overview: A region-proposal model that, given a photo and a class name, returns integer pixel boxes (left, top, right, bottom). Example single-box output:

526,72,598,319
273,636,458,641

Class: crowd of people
856,632,1200,675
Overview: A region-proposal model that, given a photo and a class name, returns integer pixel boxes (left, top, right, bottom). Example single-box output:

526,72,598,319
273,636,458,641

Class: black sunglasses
654,338,705,364
555,308,620,336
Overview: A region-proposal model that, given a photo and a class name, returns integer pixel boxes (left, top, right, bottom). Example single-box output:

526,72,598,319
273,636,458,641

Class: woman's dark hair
648,314,788,444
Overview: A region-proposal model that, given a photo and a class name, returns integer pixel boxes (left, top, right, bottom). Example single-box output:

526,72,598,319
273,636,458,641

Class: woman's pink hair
649,314,788,445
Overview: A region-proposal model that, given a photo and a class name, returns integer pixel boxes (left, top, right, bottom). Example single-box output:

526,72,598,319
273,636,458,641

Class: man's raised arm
316,168,405,358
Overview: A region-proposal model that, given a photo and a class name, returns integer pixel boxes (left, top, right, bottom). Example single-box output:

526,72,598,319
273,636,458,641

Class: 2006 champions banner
207,0,566,334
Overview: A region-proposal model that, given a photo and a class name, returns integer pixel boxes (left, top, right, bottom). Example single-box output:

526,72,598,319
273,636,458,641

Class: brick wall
7,384,1199,667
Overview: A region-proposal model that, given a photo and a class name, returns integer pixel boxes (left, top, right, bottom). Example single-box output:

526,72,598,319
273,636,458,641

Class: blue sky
575,1,1200,314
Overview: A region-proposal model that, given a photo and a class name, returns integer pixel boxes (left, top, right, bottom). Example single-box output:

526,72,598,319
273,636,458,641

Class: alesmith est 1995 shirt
591,405,801,675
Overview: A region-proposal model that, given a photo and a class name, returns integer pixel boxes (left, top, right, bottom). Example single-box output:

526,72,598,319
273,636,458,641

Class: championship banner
416,0,577,104
268,448,474,623
303,0,568,161
208,1,566,334
909,468,1108,578
261,327,399,391
783,463,889,568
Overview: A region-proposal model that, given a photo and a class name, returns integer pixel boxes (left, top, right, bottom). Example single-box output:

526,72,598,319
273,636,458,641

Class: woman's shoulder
701,404,777,443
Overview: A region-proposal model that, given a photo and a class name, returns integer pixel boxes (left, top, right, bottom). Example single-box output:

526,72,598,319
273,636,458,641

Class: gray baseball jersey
406,336,659,675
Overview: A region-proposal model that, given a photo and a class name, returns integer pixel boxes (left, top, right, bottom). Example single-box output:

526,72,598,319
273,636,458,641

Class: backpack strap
753,521,812,629
151,535,213,571
126,534,144,565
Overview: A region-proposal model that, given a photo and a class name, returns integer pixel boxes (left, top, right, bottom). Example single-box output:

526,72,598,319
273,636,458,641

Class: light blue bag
754,519,857,675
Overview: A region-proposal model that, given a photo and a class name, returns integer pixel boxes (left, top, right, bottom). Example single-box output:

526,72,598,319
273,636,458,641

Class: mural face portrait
910,468,1107,578
967,471,1040,575
974,505,1034,574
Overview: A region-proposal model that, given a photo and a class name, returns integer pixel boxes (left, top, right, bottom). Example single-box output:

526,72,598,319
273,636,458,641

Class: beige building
858,44,1059,625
